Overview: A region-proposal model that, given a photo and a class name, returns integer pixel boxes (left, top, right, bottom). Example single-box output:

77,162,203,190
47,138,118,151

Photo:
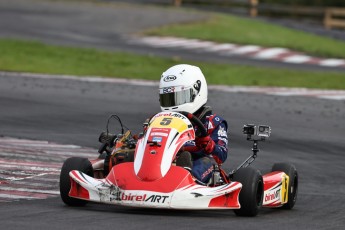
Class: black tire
233,167,264,217
272,163,298,210
59,157,94,206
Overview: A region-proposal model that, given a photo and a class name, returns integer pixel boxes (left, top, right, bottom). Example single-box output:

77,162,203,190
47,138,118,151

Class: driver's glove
195,135,215,154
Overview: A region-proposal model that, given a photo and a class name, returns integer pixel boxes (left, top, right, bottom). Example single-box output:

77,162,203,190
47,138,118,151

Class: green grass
0,39,179,78
144,14,345,59
0,39,344,89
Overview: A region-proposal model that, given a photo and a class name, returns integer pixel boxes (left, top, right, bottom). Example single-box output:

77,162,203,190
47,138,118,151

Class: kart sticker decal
151,132,168,137
150,116,189,133
163,75,177,82
117,192,170,204
152,136,163,143
217,126,227,137
281,174,289,204
263,172,290,206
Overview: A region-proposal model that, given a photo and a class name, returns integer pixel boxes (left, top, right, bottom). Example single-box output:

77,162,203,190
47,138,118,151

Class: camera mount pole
252,140,259,157
229,140,260,177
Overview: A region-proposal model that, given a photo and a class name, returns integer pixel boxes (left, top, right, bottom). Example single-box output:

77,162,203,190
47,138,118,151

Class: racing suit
182,106,228,183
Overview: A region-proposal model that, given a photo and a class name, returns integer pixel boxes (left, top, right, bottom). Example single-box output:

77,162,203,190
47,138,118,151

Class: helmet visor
159,87,195,107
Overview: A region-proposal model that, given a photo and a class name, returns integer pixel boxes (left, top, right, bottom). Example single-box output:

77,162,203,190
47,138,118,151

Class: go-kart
59,111,298,217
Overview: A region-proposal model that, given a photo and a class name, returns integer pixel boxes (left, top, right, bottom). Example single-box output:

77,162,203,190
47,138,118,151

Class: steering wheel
179,111,208,138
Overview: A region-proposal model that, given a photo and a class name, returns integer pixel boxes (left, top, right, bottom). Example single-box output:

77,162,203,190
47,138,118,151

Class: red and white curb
130,36,345,68
209,85,345,100
1,71,345,101
0,137,96,202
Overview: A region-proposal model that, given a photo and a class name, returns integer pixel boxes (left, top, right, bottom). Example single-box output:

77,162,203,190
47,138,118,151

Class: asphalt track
1,74,345,229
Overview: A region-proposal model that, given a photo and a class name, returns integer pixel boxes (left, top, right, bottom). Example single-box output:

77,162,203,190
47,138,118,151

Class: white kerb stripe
181,41,217,49
204,43,237,52
283,55,312,63
225,45,261,55
134,36,183,44
319,59,345,66
137,36,167,43
254,48,289,59
154,40,195,47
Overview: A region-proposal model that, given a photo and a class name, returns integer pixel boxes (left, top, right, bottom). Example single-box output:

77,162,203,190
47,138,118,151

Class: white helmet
159,64,208,114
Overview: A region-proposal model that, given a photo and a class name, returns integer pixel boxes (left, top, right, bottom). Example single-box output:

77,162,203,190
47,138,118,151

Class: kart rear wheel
59,157,94,206
272,163,298,209
233,167,263,217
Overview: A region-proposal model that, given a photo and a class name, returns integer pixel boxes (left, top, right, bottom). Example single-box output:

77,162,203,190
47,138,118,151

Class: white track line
0,137,97,202
0,187,59,195
0,194,44,200
0,164,60,172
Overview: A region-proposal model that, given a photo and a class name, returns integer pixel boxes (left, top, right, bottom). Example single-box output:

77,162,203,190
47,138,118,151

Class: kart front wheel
59,157,94,206
272,163,298,209
233,167,263,217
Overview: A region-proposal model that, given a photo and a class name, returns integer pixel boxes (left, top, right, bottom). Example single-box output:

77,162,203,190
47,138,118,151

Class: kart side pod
262,171,289,207
68,163,243,210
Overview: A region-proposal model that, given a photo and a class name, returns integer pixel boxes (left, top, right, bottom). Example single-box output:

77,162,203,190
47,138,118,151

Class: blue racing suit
185,110,228,183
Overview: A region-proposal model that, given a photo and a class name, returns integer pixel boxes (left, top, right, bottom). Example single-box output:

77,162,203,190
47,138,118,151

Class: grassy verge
0,39,344,89
144,13,345,59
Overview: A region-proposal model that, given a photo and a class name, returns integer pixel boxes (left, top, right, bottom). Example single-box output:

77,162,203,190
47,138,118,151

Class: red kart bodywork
67,112,290,210
69,162,242,209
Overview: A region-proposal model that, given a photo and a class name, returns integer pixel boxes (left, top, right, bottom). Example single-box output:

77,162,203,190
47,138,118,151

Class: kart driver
159,64,228,184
